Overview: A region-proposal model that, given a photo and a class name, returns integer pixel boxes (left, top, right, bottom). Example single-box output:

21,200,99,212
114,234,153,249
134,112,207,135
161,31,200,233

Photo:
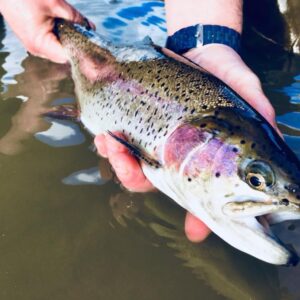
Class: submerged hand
94,44,277,243
0,0,94,63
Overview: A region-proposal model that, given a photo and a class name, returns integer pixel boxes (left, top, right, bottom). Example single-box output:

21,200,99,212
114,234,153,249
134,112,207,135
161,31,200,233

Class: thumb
51,0,84,23
34,29,68,63
51,1,96,29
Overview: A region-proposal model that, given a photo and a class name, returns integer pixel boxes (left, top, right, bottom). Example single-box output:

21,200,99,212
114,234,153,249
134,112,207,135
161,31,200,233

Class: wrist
165,0,242,35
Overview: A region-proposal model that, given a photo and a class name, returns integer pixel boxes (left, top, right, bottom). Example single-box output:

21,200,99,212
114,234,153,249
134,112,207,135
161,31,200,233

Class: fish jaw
143,163,298,265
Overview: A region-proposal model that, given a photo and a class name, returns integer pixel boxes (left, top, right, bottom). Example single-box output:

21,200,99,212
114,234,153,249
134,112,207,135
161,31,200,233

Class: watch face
195,24,204,47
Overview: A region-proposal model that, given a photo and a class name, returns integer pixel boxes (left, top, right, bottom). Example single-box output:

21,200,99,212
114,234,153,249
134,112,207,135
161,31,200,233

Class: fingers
94,134,108,157
184,212,211,242
52,0,84,23
33,31,68,63
94,133,155,192
51,0,96,29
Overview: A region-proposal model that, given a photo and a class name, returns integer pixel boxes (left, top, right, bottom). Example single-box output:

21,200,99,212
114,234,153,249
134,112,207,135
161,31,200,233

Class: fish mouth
221,199,300,265
256,215,299,266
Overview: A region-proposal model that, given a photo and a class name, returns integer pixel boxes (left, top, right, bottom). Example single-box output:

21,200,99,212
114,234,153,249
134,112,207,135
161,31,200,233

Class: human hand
0,0,94,63
94,44,277,244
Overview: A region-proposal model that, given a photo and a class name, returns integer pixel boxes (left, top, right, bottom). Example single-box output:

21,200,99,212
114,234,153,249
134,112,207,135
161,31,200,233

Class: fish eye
244,160,275,190
246,173,266,190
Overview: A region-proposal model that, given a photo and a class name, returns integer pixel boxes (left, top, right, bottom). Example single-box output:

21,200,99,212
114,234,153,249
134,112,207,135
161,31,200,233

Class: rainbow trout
54,19,300,265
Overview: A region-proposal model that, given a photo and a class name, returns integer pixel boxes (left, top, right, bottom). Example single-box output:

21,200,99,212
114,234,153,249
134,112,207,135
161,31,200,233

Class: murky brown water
0,1,300,299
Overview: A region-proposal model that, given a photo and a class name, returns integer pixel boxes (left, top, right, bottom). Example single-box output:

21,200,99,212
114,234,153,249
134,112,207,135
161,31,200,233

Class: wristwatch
166,24,241,54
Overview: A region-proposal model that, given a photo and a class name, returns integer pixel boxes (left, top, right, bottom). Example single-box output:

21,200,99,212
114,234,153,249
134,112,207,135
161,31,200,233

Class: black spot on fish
190,108,196,114
240,140,246,144
280,199,289,206
200,123,206,128
215,172,221,178
188,178,192,182
232,147,238,153
202,105,208,110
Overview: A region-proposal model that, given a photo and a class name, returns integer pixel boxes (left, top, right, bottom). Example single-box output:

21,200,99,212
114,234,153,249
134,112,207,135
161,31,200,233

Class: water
0,1,300,299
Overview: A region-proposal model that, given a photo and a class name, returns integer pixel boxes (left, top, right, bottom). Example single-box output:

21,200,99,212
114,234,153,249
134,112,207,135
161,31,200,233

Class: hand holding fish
0,0,94,63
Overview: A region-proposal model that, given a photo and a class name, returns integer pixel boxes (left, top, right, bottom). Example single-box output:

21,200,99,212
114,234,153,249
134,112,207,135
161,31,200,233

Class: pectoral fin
107,131,161,168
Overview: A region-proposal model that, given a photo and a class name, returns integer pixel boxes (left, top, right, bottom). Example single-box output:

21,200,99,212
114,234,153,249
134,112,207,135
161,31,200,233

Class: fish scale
76,56,238,157
54,19,300,265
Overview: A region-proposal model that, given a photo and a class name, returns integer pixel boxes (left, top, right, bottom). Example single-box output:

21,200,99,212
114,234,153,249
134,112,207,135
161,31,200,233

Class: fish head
160,109,300,265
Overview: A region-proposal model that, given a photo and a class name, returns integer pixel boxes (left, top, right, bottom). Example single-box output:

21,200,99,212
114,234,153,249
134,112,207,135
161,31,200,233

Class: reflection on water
0,0,300,299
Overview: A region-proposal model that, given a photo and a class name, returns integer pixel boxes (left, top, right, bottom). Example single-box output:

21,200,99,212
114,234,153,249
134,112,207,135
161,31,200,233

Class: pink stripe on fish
164,124,212,169
183,138,238,178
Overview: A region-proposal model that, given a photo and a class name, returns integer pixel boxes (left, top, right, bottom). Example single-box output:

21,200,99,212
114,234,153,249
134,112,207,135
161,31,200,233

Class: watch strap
166,24,241,54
